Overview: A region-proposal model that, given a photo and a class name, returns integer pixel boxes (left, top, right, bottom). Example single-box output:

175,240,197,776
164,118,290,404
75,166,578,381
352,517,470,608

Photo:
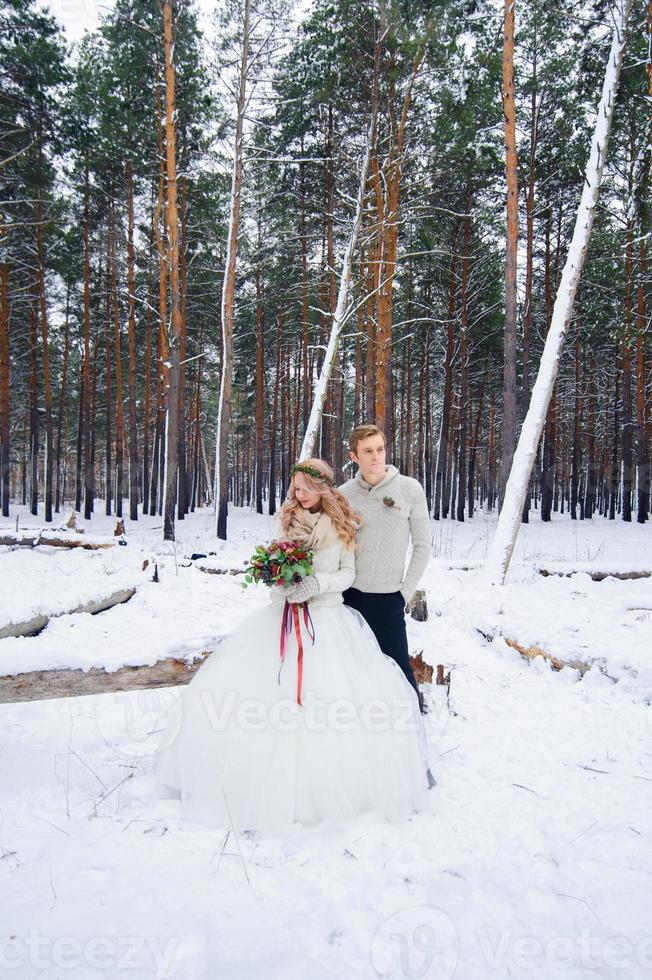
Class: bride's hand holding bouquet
243,540,318,602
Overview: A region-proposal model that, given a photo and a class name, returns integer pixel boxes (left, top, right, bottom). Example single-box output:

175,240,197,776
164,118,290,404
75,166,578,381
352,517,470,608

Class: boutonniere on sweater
382,496,401,510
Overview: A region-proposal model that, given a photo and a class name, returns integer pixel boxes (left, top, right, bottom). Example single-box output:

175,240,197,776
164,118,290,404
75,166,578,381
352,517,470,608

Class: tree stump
407,589,428,621
409,651,433,685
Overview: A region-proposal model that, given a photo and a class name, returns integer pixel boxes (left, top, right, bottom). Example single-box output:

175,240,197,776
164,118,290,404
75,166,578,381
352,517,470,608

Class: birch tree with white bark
485,0,633,585
213,0,290,539
299,115,376,461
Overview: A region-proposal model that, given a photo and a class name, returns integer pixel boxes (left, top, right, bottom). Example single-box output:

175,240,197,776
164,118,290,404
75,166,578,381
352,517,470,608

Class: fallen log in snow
195,564,244,576
0,651,212,703
0,529,114,551
503,637,592,676
538,568,651,582
0,587,137,640
477,627,620,682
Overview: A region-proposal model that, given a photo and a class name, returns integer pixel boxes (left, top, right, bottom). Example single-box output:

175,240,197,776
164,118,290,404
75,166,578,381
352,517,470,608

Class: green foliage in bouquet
242,540,314,589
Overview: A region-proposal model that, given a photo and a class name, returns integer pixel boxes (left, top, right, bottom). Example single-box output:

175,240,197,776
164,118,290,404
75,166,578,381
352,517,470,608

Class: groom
338,424,431,714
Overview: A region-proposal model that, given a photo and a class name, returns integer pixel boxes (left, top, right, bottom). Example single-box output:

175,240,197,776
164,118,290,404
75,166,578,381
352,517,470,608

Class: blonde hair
279,458,361,548
349,424,386,454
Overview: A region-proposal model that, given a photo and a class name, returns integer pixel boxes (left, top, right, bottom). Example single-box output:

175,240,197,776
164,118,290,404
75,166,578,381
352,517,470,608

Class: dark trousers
343,587,422,708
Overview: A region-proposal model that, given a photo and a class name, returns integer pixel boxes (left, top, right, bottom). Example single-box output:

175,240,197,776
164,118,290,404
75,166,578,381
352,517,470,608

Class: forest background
0,0,650,544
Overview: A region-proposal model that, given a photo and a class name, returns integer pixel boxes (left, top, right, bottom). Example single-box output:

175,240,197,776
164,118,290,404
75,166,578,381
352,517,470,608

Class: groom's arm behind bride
397,479,431,608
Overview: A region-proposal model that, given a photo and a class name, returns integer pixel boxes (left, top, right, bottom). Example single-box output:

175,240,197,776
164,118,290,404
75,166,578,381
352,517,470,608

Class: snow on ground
0,502,651,979
0,507,273,675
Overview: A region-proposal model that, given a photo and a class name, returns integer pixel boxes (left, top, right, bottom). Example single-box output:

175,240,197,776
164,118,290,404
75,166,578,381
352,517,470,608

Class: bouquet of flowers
242,540,314,590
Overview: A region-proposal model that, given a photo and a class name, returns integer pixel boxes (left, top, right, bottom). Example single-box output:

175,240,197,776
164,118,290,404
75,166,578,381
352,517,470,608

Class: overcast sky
48,0,116,40
47,0,220,43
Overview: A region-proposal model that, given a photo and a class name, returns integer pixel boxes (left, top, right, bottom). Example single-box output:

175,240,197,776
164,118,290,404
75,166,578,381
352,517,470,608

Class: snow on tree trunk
299,121,375,462
484,0,632,586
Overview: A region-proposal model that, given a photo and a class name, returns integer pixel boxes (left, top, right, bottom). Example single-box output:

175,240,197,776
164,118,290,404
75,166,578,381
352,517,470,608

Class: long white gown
154,533,430,833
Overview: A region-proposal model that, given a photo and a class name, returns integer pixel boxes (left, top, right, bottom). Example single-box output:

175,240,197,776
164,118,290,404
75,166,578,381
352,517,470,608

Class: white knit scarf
283,507,338,551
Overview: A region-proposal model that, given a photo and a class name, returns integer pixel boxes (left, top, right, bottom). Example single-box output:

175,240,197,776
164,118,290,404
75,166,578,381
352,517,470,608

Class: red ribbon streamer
278,599,315,706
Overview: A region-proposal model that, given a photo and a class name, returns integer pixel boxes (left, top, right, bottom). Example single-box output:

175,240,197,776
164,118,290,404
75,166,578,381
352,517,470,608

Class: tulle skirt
154,598,430,832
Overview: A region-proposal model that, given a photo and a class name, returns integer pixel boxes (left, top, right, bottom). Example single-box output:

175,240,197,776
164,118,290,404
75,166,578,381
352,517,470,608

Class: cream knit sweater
338,465,431,603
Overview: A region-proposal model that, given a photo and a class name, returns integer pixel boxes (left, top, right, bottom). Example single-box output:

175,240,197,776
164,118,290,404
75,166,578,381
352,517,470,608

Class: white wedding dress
154,532,430,833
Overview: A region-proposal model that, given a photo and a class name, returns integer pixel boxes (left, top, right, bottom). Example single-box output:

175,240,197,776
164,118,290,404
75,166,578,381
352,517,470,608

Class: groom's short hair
349,424,386,454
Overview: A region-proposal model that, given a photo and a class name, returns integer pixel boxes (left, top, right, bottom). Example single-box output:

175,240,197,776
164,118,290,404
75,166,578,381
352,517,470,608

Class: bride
155,458,432,832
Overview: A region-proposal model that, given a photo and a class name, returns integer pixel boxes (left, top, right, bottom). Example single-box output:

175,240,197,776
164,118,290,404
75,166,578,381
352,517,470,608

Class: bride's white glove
285,574,319,604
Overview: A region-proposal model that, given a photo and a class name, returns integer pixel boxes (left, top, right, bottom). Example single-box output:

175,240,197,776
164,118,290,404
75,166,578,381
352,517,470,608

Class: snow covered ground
0,502,650,978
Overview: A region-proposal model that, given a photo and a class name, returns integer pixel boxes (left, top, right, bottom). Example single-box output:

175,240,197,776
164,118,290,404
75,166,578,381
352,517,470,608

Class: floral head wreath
291,463,334,486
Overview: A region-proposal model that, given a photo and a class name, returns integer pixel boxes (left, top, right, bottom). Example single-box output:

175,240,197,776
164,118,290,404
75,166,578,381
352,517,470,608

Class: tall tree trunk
424,328,432,508
55,281,71,514
90,308,99,512
82,160,93,520
468,360,488,518
540,210,555,522
417,355,424,484
585,356,597,518
522,41,539,523
500,0,519,509
29,298,39,516
318,231,330,459
610,358,620,520
189,319,204,511
126,160,139,522
456,209,471,522
255,260,264,513
162,0,182,542
354,259,363,428
215,0,250,539
364,217,376,422
371,36,424,436
0,249,10,517
485,0,632,584
621,219,634,521
300,105,376,459
151,76,169,518
177,173,189,520
281,330,288,494
35,191,53,522
269,310,282,517
75,362,82,513
434,232,457,520
487,393,496,511
570,323,581,519
110,205,125,520
300,145,311,428
636,3,651,522
103,258,112,517
142,249,153,514
405,335,413,476
636,236,649,522
325,105,338,466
